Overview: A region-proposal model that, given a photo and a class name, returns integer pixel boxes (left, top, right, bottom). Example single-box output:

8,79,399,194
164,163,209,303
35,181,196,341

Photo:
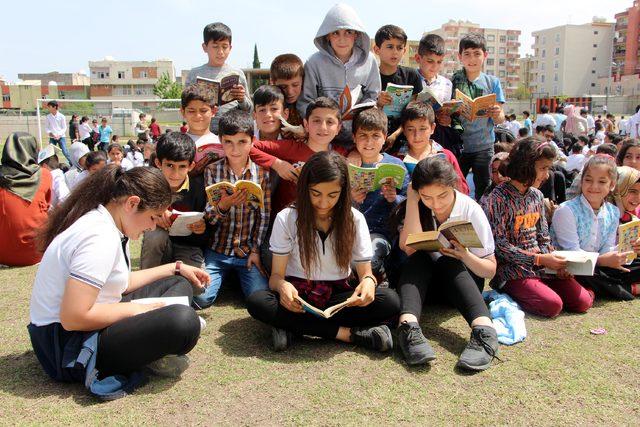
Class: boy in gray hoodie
298,3,381,147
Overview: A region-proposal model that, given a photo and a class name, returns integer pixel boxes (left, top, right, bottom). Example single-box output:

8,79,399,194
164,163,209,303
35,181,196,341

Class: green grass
1,241,639,425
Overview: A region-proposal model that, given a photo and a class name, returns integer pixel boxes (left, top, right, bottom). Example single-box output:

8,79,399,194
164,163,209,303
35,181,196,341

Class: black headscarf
0,132,42,202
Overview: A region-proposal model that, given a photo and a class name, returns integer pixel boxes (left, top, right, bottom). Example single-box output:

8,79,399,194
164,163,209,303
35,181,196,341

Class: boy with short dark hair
299,3,381,147
140,131,209,270
373,24,422,149
451,33,505,201
350,108,409,287
45,101,72,163
186,22,252,134
97,117,113,152
522,110,532,136
253,85,289,141
270,54,305,127
194,110,271,308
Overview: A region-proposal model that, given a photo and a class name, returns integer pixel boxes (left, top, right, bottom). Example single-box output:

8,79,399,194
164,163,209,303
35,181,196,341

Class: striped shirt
483,182,553,288
204,158,271,257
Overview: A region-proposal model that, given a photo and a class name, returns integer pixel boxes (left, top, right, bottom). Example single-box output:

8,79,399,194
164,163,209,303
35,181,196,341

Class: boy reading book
451,33,506,201
140,132,209,270
194,110,271,309
180,84,222,175
348,108,409,287
373,25,422,147
270,54,305,128
299,3,381,148
185,22,252,134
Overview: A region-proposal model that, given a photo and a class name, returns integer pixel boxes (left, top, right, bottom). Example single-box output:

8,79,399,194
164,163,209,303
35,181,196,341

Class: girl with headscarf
0,132,52,266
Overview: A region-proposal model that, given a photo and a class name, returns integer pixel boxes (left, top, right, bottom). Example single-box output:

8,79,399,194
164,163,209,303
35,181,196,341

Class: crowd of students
0,3,636,399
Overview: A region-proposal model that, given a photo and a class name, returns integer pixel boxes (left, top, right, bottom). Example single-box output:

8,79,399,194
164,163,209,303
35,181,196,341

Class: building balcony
507,41,521,47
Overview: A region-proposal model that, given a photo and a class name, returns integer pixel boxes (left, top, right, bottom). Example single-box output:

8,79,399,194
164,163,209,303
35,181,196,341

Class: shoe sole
456,359,492,372
406,353,437,366
147,355,190,378
377,326,394,352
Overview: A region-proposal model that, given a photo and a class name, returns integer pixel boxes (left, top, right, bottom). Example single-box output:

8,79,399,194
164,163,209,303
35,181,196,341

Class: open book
617,219,640,264
417,86,463,115
543,250,599,276
168,210,205,237
131,296,189,306
383,83,415,118
406,220,483,252
455,89,496,121
205,180,264,209
296,296,350,319
348,162,406,192
195,74,240,106
338,85,376,121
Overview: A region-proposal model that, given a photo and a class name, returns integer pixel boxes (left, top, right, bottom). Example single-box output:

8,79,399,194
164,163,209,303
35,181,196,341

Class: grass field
0,241,639,425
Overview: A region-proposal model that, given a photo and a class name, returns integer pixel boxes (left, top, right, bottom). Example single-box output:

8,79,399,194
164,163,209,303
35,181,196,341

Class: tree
253,44,261,69
153,72,182,108
514,83,531,100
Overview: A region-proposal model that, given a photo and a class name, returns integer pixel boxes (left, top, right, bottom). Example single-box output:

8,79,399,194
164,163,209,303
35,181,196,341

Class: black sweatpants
397,252,490,325
246,287,400,339
96,276,201,375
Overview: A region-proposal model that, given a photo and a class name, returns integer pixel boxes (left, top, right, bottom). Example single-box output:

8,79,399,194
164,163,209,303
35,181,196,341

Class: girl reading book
551,158,637,300
484,137,594,318
28,166,209,398
396,157,498,370
246,151,400,352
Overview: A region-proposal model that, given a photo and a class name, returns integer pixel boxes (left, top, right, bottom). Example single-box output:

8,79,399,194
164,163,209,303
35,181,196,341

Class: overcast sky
0,0,632,82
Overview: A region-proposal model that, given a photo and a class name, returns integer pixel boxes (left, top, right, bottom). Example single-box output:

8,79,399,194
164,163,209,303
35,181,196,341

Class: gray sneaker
146,354,190,378
398,321,436,365
456,325,499,371
350,325,393,352
272,327,294,351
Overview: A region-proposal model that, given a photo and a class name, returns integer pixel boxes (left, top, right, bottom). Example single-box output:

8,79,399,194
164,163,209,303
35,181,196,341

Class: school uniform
246,207,400,338
397,191,494,324
28,205,200,397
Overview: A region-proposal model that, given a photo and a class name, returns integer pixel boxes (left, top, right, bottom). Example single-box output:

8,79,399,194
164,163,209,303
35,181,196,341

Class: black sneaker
350,325,393,352
271,327,294,351
397,321,436,365
456,325,499,371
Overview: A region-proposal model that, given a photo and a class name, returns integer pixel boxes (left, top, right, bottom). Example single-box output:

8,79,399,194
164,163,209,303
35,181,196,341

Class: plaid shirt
204,158,271,257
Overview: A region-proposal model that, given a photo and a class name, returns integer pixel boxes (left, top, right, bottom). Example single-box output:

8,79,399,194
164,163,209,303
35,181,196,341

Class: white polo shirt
30,205,130,326
428,190,495,261
270,207,372,281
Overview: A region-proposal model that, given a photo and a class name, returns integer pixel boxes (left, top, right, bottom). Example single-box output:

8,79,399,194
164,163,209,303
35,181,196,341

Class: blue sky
0,0,632,82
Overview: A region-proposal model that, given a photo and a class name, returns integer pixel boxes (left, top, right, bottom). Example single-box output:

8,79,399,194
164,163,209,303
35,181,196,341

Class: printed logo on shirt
514,212,540,235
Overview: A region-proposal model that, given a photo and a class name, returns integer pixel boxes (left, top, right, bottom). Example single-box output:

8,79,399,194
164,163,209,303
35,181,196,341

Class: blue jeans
49,137,71,163
193,249,269,309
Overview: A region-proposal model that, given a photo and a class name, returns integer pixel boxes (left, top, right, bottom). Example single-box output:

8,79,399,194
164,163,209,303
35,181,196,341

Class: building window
499,47,506,54
95,71,109,79
499,35,506,43
554,60,559,69
140,71,148,78
541,75,545,83
593,44,597,48
555,47,560,55
553,86,558,95
487,58,495,66
591,83,596,87
554,73,558,81
2,94,9,102
487,47,495,54
542,36,546,44
541,62,545,70
499,70,506,77
594,31,598,35
542,49,546,58
592,57,596,61
487,34,495,41
499,59,506,66
592,70,596,74
117,71,125,79
555,33,560,42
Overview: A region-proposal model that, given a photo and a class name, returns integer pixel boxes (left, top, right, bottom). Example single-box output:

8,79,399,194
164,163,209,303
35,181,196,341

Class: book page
544,251,598,276
195,76,220,106
205,182,235,205
374,163,406,190
219,74,240,105
471,93,497,120
348,164,378,192
417,86,444,107
383,83,414,118
406,231,451,252
169,211,205,237
439,221,483,248
618,220,640,263
236,180,264,209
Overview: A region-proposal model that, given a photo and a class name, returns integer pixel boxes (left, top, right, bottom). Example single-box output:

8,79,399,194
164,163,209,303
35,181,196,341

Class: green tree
153,72,182,108
253,44,261,69
514,83,531,100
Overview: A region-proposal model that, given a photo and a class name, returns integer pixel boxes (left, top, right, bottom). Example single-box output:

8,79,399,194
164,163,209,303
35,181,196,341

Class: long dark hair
617,140,640,166
503,136,556,187
295,151,355,277
38,165,171,251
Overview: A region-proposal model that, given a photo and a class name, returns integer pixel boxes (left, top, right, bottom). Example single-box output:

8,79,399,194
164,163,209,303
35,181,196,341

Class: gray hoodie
298,3,381,135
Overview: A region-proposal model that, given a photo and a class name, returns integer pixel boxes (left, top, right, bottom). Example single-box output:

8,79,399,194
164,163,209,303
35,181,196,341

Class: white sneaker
199,316,207,332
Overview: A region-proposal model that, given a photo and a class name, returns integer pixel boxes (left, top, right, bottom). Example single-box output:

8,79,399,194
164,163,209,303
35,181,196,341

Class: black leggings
397,252,490,325
96,276,201,375
247,287,400,339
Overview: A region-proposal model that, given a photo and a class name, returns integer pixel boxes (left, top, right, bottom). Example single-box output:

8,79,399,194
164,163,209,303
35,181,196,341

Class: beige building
425,20,521,97
518,54,535,91
89,58,175,108
530,19,614,97
17,72,89,86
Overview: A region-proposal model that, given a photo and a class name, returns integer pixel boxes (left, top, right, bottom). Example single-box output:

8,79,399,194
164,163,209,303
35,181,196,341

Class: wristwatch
174,260,183,276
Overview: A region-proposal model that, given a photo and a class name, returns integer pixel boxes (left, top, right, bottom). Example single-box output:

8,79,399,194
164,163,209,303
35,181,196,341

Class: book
348,162,406,192
617,219,640,264
455,89,496,121
131,296,189,306
205,180,264,209
543,250,599,276
416,86,463,115
383,83,414,118
168,210,205,237
194,140,224,165
195,74,240,106
279,115,305,135
338,85,377,121
405,220,483,252
295,296,351,319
